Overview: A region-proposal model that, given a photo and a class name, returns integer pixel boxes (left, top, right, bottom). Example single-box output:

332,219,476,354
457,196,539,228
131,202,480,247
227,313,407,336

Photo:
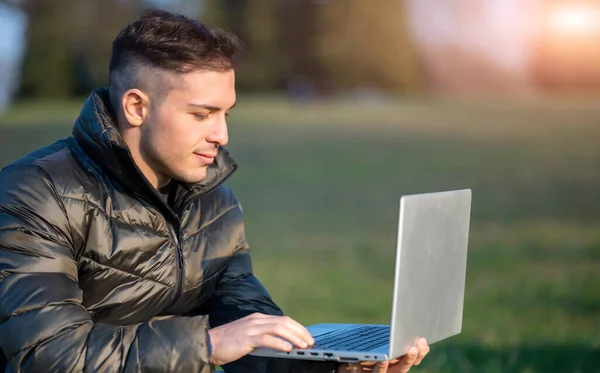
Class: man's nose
208,116,229,146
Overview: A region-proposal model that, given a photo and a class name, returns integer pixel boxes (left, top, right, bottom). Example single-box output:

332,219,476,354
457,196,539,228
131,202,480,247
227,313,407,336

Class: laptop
250,189,472,363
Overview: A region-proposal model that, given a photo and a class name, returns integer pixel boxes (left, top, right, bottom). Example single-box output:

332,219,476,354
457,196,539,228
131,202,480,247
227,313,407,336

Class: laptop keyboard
312,325,390,351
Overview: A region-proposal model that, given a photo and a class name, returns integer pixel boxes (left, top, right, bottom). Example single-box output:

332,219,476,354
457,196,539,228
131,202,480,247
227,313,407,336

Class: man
0,9,429,373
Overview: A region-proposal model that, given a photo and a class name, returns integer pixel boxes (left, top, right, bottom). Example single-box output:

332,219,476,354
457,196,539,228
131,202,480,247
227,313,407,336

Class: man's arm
195,205,338,373
0,165,211,373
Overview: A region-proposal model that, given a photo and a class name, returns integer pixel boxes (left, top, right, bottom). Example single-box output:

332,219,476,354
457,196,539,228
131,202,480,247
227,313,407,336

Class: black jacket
0,88,336,373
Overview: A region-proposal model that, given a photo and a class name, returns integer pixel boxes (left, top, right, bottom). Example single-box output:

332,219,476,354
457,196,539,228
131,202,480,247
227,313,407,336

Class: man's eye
194,113,208,120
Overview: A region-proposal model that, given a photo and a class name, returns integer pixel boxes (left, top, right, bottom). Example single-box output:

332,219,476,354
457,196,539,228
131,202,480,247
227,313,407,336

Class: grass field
1,95,600,372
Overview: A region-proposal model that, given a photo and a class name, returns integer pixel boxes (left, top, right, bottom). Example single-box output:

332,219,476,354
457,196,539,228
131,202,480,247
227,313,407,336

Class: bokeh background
1,0,600,372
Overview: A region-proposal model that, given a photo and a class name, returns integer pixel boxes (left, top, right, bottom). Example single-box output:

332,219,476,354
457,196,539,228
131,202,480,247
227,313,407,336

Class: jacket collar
72,87,237,206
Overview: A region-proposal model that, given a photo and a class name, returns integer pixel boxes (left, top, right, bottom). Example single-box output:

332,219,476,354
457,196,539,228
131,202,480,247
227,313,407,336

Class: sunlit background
1,0,599,372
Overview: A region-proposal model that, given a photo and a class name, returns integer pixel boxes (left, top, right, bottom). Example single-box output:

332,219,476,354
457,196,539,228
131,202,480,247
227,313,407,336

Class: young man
0,10,429,373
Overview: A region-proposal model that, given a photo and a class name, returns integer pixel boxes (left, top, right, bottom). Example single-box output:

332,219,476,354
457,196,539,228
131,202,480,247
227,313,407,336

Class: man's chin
174,169,208,185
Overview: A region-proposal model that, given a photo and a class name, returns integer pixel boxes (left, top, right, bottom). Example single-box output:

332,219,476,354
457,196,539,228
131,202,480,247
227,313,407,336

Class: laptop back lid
388,189,472,358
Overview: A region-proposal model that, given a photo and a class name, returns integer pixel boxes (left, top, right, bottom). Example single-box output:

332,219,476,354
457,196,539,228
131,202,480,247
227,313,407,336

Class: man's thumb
374,361,390,373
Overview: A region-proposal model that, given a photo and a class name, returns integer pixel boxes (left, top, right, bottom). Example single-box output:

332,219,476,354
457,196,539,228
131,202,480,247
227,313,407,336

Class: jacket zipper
171,225,185,305
124,147,236,310
163,163,237,308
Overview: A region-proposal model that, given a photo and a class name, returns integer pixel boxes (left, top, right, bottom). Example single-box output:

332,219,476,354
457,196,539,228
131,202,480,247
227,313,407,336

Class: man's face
140,69,236,186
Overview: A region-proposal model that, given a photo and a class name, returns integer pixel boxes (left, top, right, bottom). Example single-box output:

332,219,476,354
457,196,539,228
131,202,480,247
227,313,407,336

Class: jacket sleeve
195,205,338,373
0,165,211,373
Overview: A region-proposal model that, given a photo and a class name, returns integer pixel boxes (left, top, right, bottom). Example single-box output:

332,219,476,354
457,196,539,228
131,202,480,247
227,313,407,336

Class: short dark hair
108,9,243,112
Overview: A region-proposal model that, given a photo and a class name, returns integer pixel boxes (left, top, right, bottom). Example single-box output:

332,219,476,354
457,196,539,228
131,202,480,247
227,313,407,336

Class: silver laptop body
249,189,472,363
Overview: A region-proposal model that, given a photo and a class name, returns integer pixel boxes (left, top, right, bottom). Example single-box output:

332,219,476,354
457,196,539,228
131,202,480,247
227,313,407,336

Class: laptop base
249,323,391,363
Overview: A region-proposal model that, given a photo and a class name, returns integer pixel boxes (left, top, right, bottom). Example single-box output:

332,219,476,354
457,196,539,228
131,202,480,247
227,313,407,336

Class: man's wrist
207,330,214,364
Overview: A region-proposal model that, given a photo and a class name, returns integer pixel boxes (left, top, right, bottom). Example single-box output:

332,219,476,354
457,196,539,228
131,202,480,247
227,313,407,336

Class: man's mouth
194,152,216,164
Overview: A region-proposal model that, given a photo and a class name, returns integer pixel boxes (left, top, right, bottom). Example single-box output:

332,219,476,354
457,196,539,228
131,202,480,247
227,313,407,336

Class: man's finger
338,363,363,372
414,338,430,365
340,362,387,373
373,361,390,373
251,322,310,349
254,334,294,352
359,361,377,367
249,315,313,344
280,315,315,345
253,316,314,345
356,361,377,372
393,347,419,373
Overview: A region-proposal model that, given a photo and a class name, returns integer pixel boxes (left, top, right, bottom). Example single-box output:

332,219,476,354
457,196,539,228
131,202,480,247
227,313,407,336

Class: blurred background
1,0,599,372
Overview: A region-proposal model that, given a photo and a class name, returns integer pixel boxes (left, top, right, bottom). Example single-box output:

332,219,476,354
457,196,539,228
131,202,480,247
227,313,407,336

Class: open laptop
250,189,472,363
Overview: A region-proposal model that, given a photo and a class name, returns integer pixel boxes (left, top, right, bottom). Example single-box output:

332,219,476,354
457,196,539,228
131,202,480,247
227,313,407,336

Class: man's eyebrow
187,102,237,111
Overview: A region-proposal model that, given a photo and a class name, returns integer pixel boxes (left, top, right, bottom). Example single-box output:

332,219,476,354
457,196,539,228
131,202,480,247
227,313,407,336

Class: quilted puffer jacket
0,88,337,373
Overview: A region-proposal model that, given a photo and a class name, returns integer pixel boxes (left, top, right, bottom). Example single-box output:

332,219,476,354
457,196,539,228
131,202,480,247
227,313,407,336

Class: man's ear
121,89,150,128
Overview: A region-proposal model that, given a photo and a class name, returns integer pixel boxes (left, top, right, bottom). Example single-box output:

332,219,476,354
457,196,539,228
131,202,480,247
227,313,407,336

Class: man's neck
119,126,170,189
157,181,172,204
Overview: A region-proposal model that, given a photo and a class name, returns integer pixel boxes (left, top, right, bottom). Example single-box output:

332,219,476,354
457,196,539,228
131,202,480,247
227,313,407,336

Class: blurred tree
201,0,423,94
277,0,325,95
3,0,77,98
70,0,144,93
2,0,424,98
313,0,423,93
1,0,143,99
201,0,286,92
238,0,287,91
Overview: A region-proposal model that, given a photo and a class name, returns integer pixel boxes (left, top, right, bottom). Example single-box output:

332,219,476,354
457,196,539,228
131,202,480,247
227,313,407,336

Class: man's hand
336,338,430,373
207,313,314,366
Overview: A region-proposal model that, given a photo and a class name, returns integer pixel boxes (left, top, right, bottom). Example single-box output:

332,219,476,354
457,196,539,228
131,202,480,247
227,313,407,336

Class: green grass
1,95,600,372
